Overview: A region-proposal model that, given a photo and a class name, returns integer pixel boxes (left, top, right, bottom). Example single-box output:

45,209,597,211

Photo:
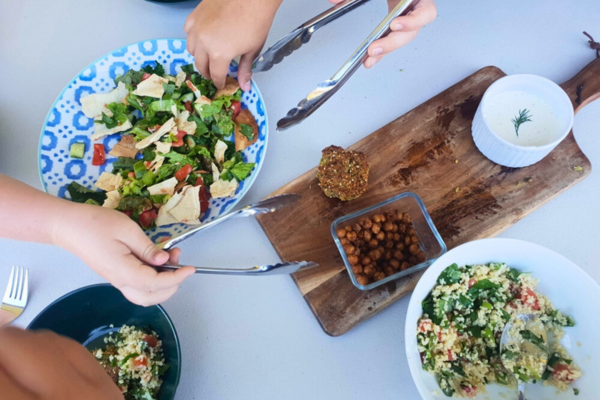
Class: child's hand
0,327,123,399
328,0,437,68
184,0,282,92
53,204,195,306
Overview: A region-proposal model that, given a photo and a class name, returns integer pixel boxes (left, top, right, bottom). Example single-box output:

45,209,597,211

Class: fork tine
16,266,24,301
3,266,15,301
21,269,29,303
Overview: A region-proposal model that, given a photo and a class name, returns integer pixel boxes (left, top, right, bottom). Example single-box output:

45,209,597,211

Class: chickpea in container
331,192,447,290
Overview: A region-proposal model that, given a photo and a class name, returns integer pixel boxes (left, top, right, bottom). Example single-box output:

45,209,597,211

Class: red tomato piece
194,177,211,213
122,210,133,218
139,209,157,229
419,352,425,364
468,279,477,289
175,164,193,182
92,144,106,166
447,349,454,361
552,363,574,383
133,356,148,367
142,72,151,81
461,385,477,398
128,172,135,179
172,130,187,147
184,101,193,113
143,334,158,348
418,319,432,333
230,100,242,118
518,287,540,310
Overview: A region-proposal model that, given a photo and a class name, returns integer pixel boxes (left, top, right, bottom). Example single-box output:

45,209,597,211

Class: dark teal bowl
28,284,181,400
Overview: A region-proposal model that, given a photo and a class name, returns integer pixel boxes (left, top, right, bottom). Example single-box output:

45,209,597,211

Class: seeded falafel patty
317,145,370,201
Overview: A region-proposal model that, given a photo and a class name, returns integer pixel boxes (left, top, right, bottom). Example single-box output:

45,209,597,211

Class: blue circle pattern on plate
39,39,269,244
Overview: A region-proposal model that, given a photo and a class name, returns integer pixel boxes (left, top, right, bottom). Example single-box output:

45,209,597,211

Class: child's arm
329,0,437,68
0,174,195,306
184,0,283,92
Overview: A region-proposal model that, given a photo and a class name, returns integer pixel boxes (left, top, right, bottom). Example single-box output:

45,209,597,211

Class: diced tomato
438,332,443,342
128,172,135,179
142,72,151,81
419,352,425,364
92,144,106,166
468,279,477,289
230,100,242,118
175,164,193,182
186,80,198,92
447,349,454,361
143,334,158,348
194,176,211,212
461,385,477,398
552,363,574,383
172,130,187,147
139,209,157,229
133,356,148,367
518,287,540,310
418,319,433,333
122,210,133,218
184,101,193,113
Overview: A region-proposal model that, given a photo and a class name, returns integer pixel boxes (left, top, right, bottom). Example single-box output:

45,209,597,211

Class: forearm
0,174,74,245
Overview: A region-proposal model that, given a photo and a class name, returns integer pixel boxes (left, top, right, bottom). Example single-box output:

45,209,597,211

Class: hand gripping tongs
253,0,420,130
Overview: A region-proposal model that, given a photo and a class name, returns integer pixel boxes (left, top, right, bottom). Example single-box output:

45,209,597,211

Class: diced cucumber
70,142,85,159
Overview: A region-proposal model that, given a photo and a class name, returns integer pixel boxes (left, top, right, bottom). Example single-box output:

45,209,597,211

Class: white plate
405,238,599,399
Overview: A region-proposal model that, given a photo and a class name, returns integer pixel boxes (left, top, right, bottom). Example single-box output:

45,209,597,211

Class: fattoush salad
67,62,259,229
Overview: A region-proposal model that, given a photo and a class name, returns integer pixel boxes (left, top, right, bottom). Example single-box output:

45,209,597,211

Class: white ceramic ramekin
472,74,574,168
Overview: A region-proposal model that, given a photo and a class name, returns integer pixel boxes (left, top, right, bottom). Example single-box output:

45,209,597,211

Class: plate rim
404,237,600,400
37,38,269,227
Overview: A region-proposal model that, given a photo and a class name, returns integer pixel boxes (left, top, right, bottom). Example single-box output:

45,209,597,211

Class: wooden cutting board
257,59,600,336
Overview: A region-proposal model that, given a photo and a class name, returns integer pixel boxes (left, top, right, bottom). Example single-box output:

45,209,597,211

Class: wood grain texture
257,59,600,337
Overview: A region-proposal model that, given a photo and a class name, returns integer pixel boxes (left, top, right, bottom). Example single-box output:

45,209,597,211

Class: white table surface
2,0,600,399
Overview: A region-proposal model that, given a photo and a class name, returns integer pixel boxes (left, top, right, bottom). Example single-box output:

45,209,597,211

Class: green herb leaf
229,162,256,181
162,82,176,95
113,157,137,171
512,109,533,137
520,329,549,353
67,182,107,204
240,123,254,140
142,61,165,77
507,268,522,282
437,263,462,284
120,352,140,366
164,151,195,166
114,69,145,86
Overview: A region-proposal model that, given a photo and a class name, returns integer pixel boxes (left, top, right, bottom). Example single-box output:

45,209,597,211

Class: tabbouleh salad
67,62,259,229
92,325,168,400
417,262,581,398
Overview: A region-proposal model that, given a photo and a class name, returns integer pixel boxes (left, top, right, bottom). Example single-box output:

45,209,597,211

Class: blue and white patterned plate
39,39,268,244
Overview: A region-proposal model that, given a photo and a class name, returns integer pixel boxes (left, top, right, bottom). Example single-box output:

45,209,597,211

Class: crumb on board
524,177,533,183
574,166,583,172
455,187,460,193
454,159,459,164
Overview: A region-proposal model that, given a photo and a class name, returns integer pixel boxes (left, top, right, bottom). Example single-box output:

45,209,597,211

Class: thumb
237,52,256,92
125,227,170,266
327,0,345,3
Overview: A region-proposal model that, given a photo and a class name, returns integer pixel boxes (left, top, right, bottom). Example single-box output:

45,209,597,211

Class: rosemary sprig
512,109,532,137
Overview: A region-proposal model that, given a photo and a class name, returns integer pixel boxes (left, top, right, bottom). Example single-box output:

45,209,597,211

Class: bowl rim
404,238,600,400
330,191,447,291
479,73,575,151
27,283,181,394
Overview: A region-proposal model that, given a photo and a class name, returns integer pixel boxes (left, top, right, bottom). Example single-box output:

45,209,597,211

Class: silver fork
1,266,29,319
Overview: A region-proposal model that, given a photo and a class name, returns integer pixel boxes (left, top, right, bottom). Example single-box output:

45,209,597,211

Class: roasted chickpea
384,266,395,276
354,247,361,256
374,271,386,281
401,261,411,271
396,242,406,251
392,224,399,233
404,236,412,246
356,274,370,285
383,222,394,232
363,231,372,242
417,251,427,263
373,214,383,223
402,213,412,224
407,228,416,236
345,225,352,232
385,211,397,223
409,255,417,265
376,231,385,241
393,250,404,261
385,241,394,250
390,259,401,269
337,228,347,239
384,250,393,260
393,233,401,242
385,232,394,241
368,239,379,249
411,235,419,244
340,238,349,246
352,264,363,274
343,244,355,255
363,265,375,276
360,217,372,229
371,223,381,234
345,231,357,242
369,249,381,261
356,239,366,247
409,243,420,255
398,224,407,234
361,256,372,266
348,254,359,265
357,230,364,239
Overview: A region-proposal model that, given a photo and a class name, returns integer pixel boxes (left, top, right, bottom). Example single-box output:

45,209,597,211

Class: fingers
120,284,181,307
367,30,418,60
209,56,232,89
194,51,210,80
363,55,383,69
168,247,181,264
389,1,437,32
0,368,36,400
119,222,169,267
116,254,194,292
327,0,345,3
184,12,196,34
237,52,256,92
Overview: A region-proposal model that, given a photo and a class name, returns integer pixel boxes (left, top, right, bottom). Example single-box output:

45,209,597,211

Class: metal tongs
157,194,317,275
253,0,420,130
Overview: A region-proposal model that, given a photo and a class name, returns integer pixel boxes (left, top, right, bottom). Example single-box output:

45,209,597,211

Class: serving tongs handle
158,261,317,276
253,0,373,72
